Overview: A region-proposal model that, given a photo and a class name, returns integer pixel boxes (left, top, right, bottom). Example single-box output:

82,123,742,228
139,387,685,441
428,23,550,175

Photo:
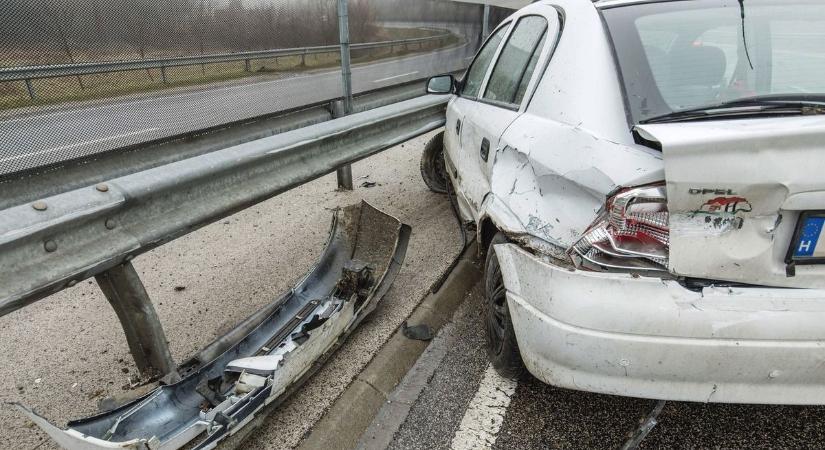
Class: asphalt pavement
0,42,475,175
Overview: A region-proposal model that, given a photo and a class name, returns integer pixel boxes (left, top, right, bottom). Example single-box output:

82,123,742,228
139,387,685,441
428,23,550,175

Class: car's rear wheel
484,232,526,380
420,131,448,194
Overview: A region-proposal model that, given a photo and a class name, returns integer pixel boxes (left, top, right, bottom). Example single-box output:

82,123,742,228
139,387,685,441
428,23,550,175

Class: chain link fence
0,0,484,176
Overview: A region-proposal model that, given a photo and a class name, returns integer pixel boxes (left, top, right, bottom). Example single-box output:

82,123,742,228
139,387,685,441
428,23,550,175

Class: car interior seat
664,44,727,109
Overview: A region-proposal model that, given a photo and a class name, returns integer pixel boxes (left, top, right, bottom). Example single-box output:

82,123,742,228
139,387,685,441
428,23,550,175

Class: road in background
0,34,477,176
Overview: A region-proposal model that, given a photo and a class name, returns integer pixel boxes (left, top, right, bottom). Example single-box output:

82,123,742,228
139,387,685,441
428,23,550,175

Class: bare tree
349,0,376,43
123,0,156,81
0,0,479,72
43,0,86,89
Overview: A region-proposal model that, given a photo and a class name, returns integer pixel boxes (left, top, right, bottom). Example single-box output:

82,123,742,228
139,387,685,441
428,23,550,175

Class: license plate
788,212,825,264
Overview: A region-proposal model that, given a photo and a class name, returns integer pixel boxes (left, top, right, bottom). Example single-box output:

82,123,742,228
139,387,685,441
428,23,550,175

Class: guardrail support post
244,59,251,72
95,262,179,382
336,0,354,191
330,99,354,190
336,164,354,190
24,79,36,100
160,66,168,84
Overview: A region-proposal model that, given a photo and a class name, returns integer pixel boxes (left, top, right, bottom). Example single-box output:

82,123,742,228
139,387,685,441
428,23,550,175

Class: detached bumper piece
17,201,410,450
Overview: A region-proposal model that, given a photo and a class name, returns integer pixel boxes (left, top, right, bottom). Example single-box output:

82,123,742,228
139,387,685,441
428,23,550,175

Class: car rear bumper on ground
495,243,825,405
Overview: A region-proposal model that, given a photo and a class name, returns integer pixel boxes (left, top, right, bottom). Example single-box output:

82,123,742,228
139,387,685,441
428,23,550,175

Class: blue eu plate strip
794,216,825,258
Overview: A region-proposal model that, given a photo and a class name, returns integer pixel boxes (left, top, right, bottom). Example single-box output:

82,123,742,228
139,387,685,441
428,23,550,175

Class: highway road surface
0,41,476,176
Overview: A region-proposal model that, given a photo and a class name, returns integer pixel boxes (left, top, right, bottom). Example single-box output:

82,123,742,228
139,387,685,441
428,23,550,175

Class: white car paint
496,244,825,405
443,0,825,403
638,116,825,289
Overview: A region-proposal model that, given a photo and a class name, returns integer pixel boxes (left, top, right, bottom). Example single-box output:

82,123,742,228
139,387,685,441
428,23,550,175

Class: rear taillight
570,184,669,272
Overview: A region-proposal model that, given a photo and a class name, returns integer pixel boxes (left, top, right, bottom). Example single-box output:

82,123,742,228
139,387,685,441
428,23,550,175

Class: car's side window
461,24,509,99
483,15,548,107
513,32,547,104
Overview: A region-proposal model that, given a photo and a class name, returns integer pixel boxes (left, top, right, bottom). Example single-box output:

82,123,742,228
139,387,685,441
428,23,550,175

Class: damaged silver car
423,0,825,404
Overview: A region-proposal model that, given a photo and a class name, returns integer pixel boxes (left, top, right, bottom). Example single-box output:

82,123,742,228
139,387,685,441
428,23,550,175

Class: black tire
420,131,448,194
484,232,526,380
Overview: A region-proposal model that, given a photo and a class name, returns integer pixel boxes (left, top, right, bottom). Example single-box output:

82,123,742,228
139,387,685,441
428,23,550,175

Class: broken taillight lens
570,184,668,272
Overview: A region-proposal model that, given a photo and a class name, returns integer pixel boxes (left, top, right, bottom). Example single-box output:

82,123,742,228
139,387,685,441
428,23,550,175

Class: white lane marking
450,364,518,450
372,71,419,83
0,128,159,164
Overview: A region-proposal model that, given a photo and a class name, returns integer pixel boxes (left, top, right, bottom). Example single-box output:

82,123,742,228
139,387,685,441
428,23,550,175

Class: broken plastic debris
18,201,411,450
402,322,435,341
234,372,268,395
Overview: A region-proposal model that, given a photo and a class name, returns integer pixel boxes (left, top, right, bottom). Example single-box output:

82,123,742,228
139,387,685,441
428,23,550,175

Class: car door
472,14,552,204
454,15,551,219
445,23,510,221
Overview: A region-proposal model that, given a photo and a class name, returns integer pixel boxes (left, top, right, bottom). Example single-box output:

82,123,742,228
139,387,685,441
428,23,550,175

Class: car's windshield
601,0,825,123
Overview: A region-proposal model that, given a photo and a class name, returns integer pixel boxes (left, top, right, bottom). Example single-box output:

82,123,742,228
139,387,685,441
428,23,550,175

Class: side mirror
427,75,455,95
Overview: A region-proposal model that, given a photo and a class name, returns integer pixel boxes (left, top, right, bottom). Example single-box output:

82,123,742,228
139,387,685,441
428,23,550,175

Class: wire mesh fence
0,0,486,176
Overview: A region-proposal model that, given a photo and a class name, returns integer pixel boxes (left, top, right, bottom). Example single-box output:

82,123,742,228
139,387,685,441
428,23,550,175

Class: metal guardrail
0,93,448,317
0,34,452,99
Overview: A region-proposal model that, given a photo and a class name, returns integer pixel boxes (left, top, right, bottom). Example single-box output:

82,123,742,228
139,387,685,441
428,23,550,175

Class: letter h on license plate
787,211,825,265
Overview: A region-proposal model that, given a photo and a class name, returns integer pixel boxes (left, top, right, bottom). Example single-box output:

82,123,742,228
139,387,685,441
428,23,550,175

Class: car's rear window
602,0,825,123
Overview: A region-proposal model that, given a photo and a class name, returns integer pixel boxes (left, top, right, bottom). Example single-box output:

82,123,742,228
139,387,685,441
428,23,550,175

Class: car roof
475,0,680,10
593,0,687,9
519,0,661,12
465,0,656,15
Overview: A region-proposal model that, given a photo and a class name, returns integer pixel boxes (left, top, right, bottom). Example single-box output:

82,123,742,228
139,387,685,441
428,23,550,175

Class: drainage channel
297,242,481,450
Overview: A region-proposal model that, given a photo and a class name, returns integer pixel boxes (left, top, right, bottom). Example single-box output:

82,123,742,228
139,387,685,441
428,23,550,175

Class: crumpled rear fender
479,116,664,258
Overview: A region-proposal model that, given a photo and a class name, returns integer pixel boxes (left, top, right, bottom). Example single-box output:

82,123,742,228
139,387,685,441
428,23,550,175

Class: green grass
0,29,460,112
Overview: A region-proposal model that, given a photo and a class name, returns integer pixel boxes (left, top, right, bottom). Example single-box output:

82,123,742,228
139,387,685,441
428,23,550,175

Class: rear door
456,15,551,217
446,23,510,218
474,13,557,187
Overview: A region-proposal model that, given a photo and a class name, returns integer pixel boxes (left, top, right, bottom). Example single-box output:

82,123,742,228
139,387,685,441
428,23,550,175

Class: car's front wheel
484,232,526,380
